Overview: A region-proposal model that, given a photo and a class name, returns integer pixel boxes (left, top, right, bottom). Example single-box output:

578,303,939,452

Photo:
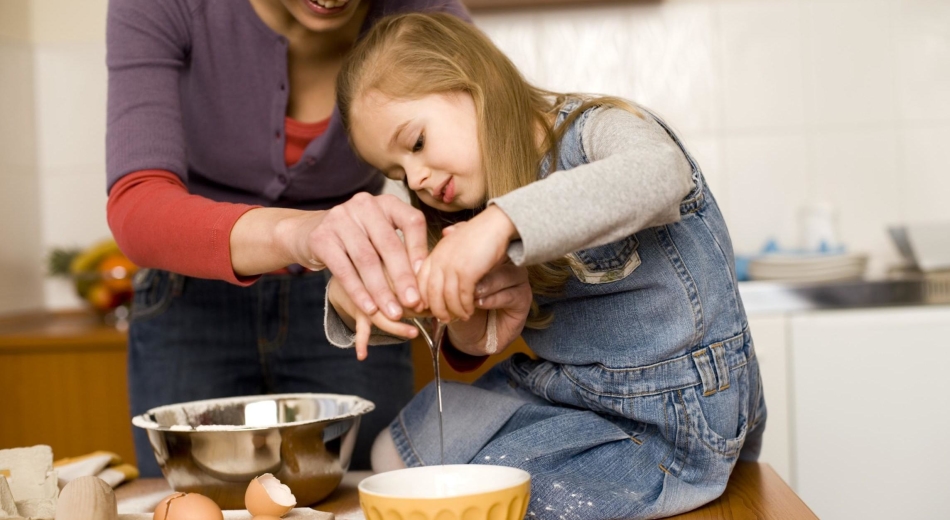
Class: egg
152,492,223,520
252,517,283,520
245,474,296,517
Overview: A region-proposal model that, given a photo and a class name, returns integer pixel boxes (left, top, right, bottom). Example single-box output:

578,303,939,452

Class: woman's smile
301,0,351,16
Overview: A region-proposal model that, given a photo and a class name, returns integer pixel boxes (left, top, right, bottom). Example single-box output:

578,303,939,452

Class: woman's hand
417,205,518,323
445,262,532,357
327,276,420,361
278,193,429,321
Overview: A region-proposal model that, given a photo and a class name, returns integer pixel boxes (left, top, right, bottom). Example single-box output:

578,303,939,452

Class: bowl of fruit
49,239,138,328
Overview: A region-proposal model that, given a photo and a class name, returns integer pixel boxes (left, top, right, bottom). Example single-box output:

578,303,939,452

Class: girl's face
277,0,365,33
350,91,485,212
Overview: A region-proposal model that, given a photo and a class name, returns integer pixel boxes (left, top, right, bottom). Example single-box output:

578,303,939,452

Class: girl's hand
445,262,532,356
279,193,429,322
327,276,419,361
417,206,518,323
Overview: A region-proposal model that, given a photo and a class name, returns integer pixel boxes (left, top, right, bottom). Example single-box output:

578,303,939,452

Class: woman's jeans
128,269,413,477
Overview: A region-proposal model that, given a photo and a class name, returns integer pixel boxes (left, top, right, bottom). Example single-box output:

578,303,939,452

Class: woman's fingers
380,195,430,277
475,286,524,310
474,263,529,299
313,193,429,322
359,195,426,310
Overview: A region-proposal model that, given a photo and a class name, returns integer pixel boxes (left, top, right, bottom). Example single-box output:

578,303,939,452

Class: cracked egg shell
245,473,296,517
152,492,223,520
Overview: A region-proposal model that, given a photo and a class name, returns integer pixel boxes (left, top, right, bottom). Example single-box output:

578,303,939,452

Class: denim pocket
675,363,750,458
569,235,641,284
131,269,183,322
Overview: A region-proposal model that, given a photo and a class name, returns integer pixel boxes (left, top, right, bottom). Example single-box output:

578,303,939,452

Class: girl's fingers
355,316,371,361
427,268,449,323
370,314,419,339
458,273,476,319
442,271,466,321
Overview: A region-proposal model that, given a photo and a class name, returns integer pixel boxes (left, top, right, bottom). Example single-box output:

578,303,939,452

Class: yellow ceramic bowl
358,464,531,520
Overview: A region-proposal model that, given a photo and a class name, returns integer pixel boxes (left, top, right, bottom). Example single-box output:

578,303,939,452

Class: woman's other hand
444,261,532,357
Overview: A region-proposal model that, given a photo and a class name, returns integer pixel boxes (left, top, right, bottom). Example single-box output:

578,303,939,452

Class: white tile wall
623,2,720,134
0,43,36,168
0,38,44,315
802,0,900,129
0,0,31,43
39,166,111,310
717,0,806,131
29,0,109,44
476,11,545,85
0,164,44,315
811,128,902,274
900,125,950,223
723,132,810,251
33,42,108,172
28,41,110,310
896,0,950,122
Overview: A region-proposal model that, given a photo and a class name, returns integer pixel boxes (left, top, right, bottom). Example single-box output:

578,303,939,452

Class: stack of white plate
748,253,868,283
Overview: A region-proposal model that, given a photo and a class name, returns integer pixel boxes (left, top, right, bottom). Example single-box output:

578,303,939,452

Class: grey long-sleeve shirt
493,105,694,267
325,104,695,348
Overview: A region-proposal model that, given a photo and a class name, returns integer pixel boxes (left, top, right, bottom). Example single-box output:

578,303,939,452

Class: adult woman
106,0,468,476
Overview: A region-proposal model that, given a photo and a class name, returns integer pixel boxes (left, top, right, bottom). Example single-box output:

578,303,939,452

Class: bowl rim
131,392,375,432
358,464,531,499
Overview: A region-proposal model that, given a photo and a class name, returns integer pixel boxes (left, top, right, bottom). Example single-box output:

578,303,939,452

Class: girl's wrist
480,205,519,241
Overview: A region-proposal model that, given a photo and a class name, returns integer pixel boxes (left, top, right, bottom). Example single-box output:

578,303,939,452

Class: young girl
326,13,766,519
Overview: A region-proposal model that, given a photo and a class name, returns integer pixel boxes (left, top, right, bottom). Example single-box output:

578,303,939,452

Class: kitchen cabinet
789,307,950,520
747,315,792,486
0,312,135,464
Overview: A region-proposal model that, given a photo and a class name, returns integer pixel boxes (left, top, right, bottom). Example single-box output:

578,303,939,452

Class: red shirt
107,117,329,285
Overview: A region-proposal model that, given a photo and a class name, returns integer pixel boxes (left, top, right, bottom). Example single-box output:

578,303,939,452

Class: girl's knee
370,428,408,473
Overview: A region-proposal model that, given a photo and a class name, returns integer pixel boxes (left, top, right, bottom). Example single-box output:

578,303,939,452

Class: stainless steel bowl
132,393,374,509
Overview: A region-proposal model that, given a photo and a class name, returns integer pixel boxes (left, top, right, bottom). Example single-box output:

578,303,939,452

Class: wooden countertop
115,462,817,519
0,310,125,352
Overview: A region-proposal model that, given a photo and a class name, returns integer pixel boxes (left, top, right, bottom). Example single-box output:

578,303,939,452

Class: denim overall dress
390,100,767,520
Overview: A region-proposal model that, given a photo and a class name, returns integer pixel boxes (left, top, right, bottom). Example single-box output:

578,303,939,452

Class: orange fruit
98,253,137,293
86,283,117,312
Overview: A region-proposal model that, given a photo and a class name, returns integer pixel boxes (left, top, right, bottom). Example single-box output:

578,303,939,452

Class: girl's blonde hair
337,12,640,328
